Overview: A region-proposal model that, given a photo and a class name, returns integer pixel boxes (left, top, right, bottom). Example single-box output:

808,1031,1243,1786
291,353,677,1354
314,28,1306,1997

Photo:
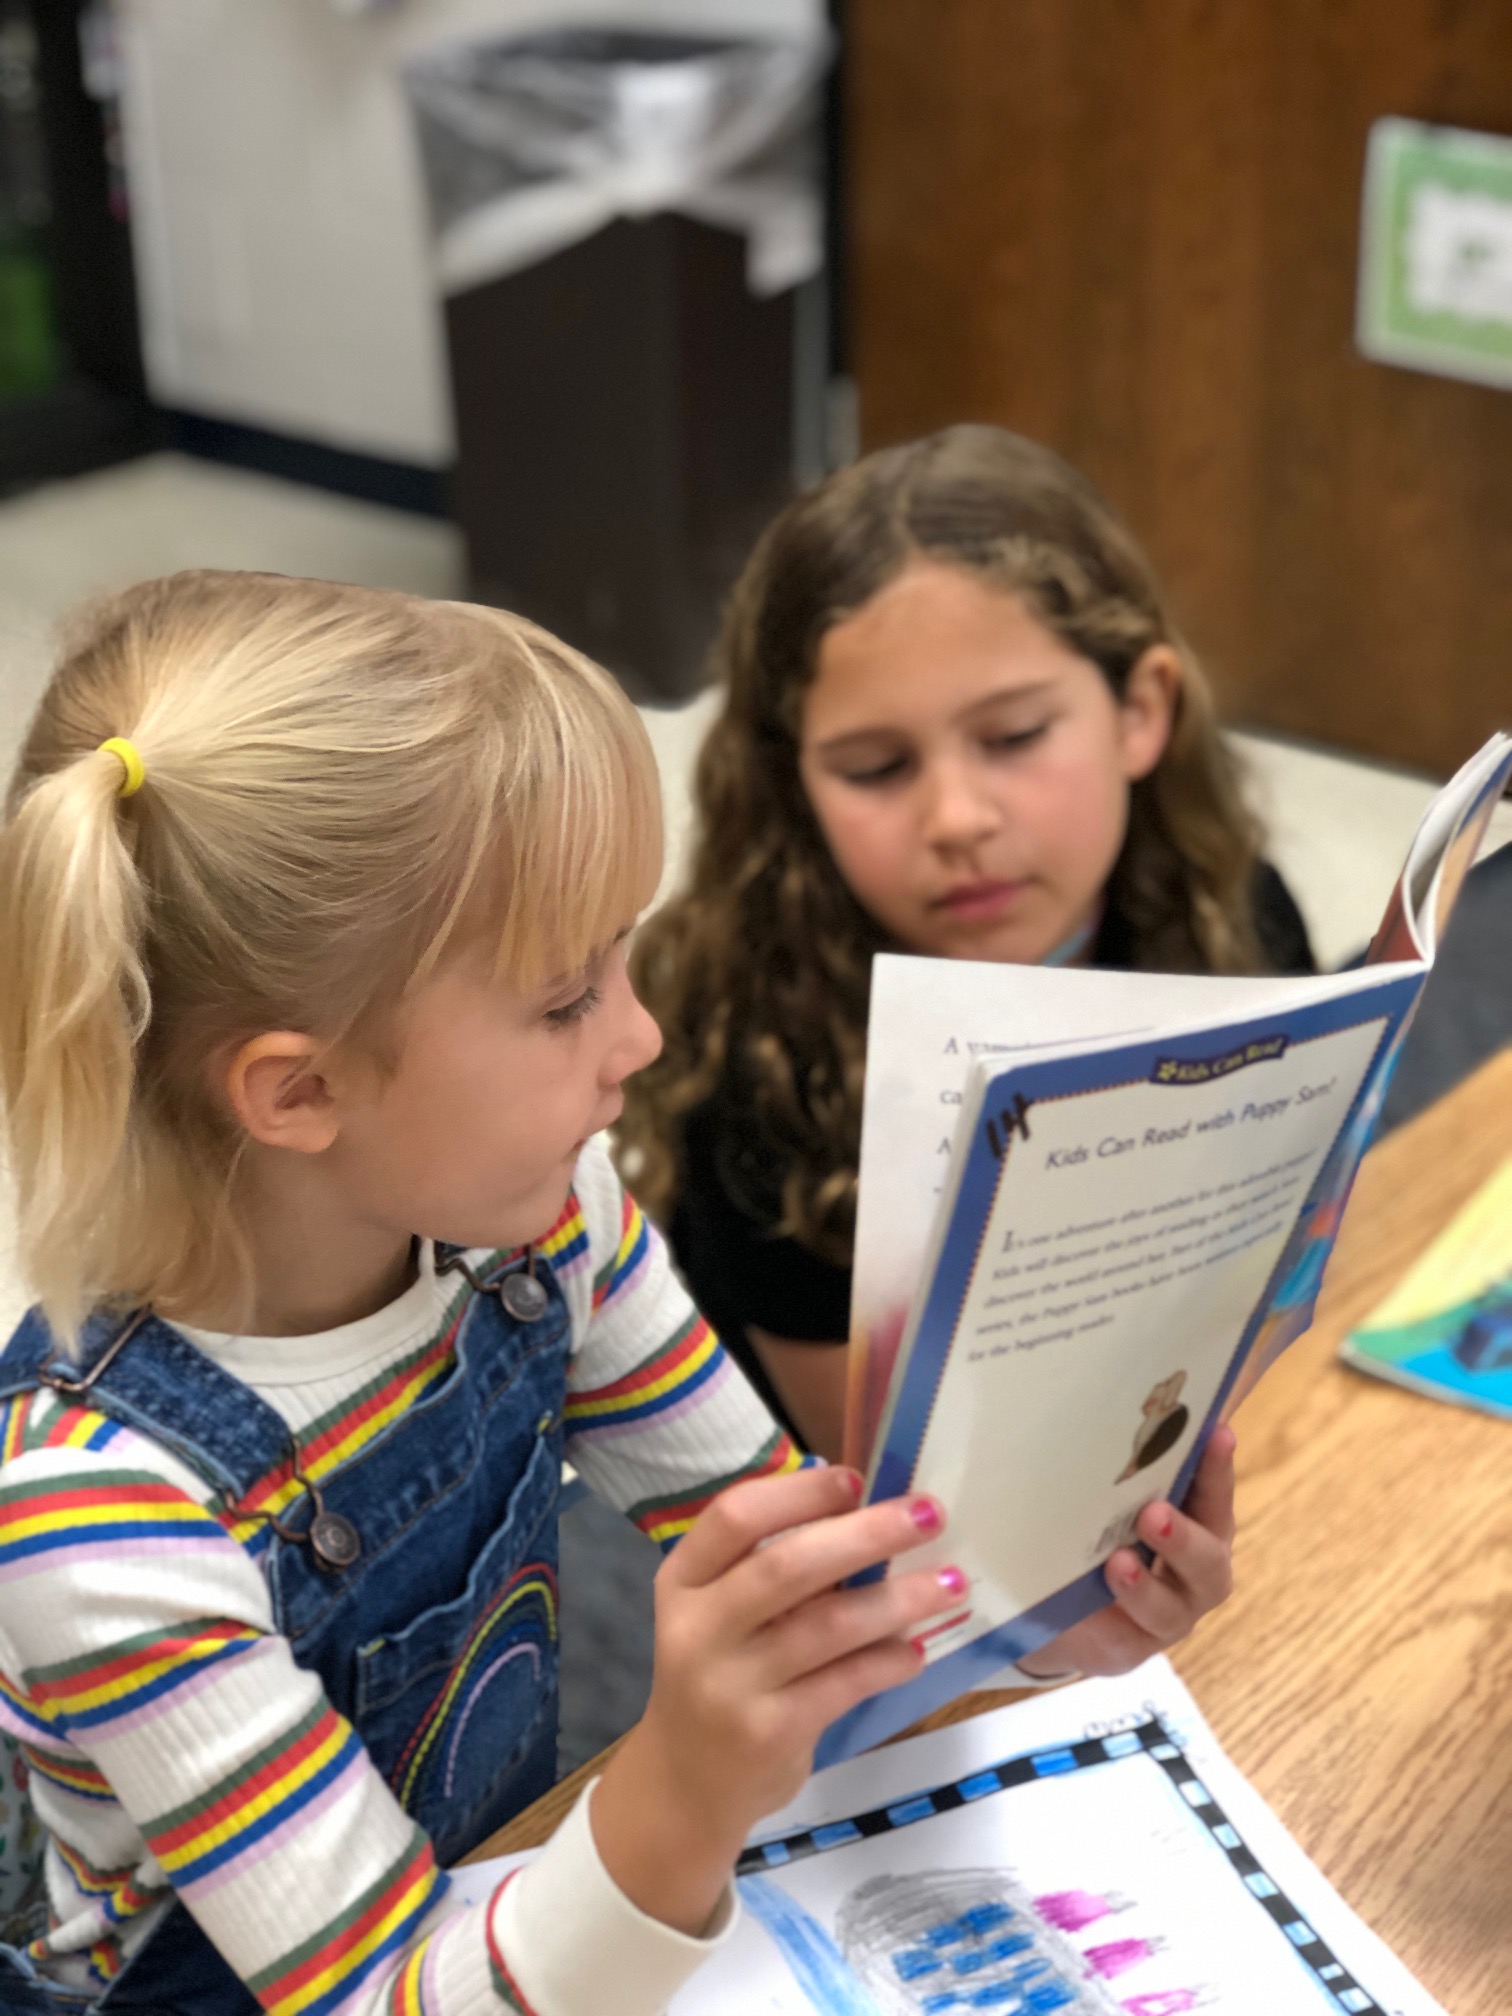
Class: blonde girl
0,572,975,2016
620,426,1271,1534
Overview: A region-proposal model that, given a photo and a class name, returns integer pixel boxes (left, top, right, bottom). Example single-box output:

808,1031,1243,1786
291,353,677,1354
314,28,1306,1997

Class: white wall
117,0,822,467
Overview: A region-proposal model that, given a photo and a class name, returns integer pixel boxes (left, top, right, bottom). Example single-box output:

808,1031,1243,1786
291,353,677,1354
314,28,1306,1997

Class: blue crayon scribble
740,1872,886,2015
895,1949,946,1982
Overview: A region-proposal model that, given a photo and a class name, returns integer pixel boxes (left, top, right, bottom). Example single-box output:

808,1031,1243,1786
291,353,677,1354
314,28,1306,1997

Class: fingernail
937,1564,967,1597
1155,1510,1174,1540
835,1467,864,1501
908,1635,929,1657
1122,1560,1143,1585
909,1496,943,1534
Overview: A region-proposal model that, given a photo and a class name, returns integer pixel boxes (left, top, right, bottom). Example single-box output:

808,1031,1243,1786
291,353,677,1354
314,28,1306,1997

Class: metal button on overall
309,1508,362,1570
437,1242,549,1324
500,1271,548,1322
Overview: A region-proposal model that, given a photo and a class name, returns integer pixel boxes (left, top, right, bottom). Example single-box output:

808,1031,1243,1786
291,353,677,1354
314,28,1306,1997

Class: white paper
459,1661,1443,2015
731,1662,1445,2015
447,1845,534,1912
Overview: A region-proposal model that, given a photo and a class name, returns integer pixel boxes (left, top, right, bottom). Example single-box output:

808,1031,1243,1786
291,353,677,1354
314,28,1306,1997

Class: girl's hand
1017,1425,1237,1682
592,1466,960,1935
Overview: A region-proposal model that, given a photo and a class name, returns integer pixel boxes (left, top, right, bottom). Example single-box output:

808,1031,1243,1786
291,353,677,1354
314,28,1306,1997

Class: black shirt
668,863,1315,1440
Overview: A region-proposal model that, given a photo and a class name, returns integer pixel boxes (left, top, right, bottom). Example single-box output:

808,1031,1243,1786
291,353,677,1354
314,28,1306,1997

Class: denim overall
0,1245,569,2015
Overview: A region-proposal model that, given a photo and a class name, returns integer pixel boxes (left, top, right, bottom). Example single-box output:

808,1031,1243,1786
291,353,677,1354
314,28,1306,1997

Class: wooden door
846,0,1512,775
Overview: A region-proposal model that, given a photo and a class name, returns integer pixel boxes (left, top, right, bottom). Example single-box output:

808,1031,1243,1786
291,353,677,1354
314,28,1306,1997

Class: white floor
1,452,1507,1340
0,452,465,742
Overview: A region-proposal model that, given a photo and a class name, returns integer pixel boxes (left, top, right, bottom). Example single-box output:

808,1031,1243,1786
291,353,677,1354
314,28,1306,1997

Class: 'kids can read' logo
1150,1034,1288,1087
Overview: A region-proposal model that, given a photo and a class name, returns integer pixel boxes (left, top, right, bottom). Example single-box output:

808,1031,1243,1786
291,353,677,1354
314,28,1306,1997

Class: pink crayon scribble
1122,1994,1202,2015
1034,1890,1125,1932
1087,1937,1162,1978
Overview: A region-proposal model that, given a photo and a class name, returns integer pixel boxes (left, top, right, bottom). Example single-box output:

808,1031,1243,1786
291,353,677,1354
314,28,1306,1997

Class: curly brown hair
618,426,1266,1264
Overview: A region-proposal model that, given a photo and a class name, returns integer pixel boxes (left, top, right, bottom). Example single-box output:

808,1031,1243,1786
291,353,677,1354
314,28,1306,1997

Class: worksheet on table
454,1659,1443,2016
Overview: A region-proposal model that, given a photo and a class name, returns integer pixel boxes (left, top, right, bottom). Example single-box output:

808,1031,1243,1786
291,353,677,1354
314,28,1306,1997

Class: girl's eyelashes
841,754,909,786
839,723,1049,786
541,927,630,1028
544,984,603,1030
984,723,1048,753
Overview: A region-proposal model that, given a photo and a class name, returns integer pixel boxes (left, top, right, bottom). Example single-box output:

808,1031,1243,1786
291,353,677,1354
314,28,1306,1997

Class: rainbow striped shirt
0,1138,804,2015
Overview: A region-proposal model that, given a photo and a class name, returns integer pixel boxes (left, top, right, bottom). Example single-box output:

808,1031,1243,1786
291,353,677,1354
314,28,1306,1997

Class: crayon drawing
678,1718,1393,2015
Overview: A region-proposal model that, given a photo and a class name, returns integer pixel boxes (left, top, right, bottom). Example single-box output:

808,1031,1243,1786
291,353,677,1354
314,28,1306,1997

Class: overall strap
0,1304,292,1502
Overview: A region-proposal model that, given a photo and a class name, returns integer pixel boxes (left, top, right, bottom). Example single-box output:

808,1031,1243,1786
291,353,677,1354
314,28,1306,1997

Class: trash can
405,25,831,699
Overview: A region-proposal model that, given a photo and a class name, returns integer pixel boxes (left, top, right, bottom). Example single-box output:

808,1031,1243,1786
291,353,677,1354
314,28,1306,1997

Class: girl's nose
608,985,663,1084
919,755,1003,849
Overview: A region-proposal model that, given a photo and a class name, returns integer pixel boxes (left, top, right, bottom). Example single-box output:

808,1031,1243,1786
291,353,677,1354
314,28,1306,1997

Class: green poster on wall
1358,117,1512,391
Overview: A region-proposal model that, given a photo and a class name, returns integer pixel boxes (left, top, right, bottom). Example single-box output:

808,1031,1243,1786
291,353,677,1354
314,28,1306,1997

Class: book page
884,1008,1391,1660
847,961,1385,1469
1366,731,1512,964
1384,730,1512,961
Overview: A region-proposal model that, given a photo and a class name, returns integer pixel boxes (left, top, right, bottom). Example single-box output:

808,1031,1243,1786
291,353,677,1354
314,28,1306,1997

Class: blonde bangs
471,624,664,990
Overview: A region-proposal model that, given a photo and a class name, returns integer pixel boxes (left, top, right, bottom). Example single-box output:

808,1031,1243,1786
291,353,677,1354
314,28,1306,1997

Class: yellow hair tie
98,737,146,798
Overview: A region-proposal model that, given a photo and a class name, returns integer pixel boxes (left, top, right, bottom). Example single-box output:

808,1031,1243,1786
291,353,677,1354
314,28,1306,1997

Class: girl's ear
1118,644,1182,782
220,1033,341,1155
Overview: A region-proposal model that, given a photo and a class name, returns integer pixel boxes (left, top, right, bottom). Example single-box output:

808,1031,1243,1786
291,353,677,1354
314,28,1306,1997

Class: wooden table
472,1051,1512,2015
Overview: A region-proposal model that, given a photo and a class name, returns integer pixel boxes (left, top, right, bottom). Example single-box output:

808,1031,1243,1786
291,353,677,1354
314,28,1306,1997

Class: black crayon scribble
986,1093,1033,1164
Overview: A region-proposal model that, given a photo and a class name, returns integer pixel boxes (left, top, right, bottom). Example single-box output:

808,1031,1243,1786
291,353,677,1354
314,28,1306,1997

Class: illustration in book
1115,1374,1190,1483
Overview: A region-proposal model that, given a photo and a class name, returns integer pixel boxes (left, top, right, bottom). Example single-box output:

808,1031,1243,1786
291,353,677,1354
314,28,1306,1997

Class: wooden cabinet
846,0,1512,775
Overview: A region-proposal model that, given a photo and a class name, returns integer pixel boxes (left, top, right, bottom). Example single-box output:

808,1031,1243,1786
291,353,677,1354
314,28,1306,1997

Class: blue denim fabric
0,1247,569,2015
0,1938,92,2013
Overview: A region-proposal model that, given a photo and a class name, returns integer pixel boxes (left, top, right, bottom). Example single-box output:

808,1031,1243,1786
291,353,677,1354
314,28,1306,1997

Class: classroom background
2,0,1510,1771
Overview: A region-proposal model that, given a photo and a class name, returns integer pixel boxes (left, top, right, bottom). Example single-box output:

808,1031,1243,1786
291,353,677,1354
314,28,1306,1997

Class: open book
821,732,1512,1766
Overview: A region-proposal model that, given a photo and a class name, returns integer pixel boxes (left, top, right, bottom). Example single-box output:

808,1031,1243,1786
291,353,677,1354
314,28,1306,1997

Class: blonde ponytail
0,573,661,1351
0,749,151,1342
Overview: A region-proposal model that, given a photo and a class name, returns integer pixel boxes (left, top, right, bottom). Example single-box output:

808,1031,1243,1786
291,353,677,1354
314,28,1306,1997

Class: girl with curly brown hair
617,426,1313,1462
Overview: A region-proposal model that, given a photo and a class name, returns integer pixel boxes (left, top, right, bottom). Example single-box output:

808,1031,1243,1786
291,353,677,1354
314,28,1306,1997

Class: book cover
1340,1155,1512,1420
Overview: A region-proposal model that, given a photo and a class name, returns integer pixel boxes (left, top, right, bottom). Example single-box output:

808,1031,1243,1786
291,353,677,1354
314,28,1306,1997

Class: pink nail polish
1156,1510,1174,1540
836,1467,864,1501
937,1565,967,1597
910,1496,942,1534
1123,1560,1143,1585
